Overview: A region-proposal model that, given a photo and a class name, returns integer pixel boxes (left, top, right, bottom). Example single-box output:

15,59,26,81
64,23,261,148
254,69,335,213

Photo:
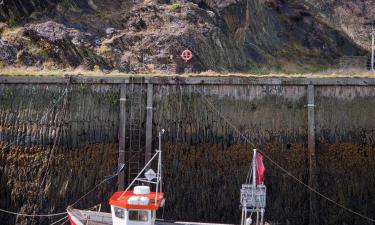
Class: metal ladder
127,82,144,184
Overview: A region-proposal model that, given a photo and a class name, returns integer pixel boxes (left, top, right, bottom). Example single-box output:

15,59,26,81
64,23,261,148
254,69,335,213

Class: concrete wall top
1,75,375,85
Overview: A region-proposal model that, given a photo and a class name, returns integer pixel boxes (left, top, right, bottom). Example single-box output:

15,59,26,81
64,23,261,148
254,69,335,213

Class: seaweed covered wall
314,86,375,225
152,84,375,225
153,85,310,224
0,78,375,225
0,83,121,225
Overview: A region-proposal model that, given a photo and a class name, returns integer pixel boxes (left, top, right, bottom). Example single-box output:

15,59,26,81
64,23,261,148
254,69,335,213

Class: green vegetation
105,92,119,106
246,64,330,75
245,58,331,75
7,17,19,27
170,3,181,11
61,0,82,13
4,89,14,99
93,65,101,72
29,11,43,20
61,0,73,10
79,83,88,93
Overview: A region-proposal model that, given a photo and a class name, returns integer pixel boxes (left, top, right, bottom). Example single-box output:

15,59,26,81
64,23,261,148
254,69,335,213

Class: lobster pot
255,185,266,208
240,185,256,208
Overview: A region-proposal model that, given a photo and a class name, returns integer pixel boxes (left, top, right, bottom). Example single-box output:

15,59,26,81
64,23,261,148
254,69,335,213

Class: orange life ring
180,49,193,62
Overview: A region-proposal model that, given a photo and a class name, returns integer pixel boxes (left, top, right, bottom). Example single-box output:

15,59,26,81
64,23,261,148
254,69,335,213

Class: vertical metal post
307,84,318,225
155,131,162,203
241,208,245,225
145,83,154,164
371,24,374,72
252,149,257,189
118,84,127,191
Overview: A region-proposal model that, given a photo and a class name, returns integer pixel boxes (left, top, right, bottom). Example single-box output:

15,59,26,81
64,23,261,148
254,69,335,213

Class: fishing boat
67,131,166,225
67,131,266,225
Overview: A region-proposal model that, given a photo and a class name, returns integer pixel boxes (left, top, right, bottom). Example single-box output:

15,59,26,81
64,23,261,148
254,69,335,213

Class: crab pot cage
240,149,267,225
240,184,267,209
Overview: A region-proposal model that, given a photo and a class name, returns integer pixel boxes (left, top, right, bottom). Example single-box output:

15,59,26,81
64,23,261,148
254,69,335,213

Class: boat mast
155,130,163,203
252,149,257,189
253,149,260,225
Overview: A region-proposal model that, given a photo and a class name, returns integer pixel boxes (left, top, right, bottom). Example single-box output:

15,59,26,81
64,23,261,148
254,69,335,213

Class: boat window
129,210,148,222
114,207,124,219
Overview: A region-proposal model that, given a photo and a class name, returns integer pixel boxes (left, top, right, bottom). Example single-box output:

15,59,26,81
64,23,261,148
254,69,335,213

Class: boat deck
68,208,234,225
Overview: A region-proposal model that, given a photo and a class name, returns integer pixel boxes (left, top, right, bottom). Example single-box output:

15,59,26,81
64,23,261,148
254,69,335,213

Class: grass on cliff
0,67,374,78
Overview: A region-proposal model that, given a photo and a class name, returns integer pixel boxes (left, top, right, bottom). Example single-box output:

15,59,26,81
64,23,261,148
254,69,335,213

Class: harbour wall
0,76,374,225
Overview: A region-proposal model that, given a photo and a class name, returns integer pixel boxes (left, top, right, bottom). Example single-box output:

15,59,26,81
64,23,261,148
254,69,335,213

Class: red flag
256,153,265,185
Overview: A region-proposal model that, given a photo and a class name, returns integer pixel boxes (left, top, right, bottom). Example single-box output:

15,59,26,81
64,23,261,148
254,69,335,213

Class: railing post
118,84,127,191
307,84,318,225
145,83,154,165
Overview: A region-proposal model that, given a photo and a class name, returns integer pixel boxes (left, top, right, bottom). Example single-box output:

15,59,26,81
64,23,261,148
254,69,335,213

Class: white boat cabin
109,186,165,225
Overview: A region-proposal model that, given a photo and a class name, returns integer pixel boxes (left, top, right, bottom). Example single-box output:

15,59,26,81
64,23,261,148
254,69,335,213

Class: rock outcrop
0,0,372,73
0,39,18,65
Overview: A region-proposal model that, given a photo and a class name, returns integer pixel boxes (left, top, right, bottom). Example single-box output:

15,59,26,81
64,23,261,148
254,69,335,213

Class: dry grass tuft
0,66,374,78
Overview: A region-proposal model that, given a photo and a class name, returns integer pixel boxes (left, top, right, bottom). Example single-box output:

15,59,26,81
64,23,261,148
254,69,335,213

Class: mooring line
193,85,375,223
0,208,67,217
50,215,69,225
1,88,69,150
0,144,143,218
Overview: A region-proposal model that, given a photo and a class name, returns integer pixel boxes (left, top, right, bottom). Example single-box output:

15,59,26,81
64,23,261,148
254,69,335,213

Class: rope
38,87,70,211
193,86,375,223
61,218,69,225
68,179,108,208
60,217,70,225
0,150,128,218
0,88,70,218
0,86,170,218
49,205,101,225
0,209,66,217
245,165,253,185
40,88,69,123
50,215,69,225
0,162,126,218
69,158,129,207
1,89,68,150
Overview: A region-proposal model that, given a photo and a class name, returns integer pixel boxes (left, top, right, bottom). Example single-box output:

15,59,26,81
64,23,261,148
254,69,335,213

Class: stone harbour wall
0,76,374,225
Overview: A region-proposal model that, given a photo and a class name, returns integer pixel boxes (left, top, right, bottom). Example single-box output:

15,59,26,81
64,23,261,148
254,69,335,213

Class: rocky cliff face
0,0,371,73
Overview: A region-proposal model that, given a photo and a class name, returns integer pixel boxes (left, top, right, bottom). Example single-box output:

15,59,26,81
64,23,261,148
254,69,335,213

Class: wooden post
145,83,154,164
118,84,127,191
307,84,318,225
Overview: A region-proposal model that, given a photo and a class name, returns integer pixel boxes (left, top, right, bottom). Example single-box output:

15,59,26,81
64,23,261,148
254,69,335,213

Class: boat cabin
109,186,165,225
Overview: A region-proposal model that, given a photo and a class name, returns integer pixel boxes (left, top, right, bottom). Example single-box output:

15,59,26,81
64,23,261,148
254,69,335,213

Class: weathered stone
16,49,35,66
0,39,17,65
0,0,372,72
24,21,88,45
